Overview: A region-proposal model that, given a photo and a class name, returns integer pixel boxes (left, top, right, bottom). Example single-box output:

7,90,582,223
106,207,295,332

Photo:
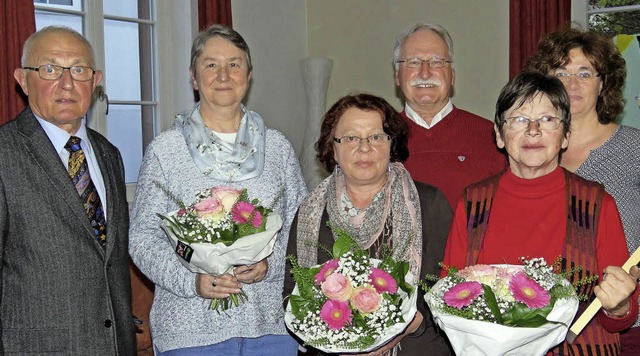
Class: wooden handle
566,246,640,344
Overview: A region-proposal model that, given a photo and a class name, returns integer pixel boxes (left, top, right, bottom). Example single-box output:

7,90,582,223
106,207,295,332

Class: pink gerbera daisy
443,281,483,309
319,299,352,330
250,210,263,228
369,268,397,294
509,272,550,309
231,201,256,224
315,259,339,285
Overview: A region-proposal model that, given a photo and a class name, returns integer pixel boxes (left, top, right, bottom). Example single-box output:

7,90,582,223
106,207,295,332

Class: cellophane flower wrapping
285,230,418,354
162,211,282,275
425,260,579,356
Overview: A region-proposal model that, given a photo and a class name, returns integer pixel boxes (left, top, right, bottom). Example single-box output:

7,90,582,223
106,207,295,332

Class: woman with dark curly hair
284,93,454,355
527,27,640,355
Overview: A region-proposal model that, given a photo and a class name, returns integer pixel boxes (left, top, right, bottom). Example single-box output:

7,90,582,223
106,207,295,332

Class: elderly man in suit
0,26,136,354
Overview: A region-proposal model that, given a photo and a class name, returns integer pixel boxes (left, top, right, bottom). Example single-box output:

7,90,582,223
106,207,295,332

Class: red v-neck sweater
402,107,507,209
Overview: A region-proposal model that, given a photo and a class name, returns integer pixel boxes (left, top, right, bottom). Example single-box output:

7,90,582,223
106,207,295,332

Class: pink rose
350,285,381,314
457,264,498,285
193,196,224,220
321,273,352,301
212,186,243,212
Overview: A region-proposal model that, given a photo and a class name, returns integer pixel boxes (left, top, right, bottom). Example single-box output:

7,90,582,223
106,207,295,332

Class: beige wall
231,0,309,153
307,0,510,121
232,0,511,155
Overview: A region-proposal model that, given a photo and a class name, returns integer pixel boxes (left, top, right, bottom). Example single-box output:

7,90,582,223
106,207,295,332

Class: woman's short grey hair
190,24,252,73
22,26,95,67
392,23,454,70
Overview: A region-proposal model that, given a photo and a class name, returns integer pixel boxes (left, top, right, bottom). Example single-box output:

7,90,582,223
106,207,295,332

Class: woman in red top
442,70,639,355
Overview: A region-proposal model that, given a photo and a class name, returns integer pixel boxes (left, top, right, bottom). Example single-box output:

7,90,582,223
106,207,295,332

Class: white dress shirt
36,116,108,220
404,99,453,129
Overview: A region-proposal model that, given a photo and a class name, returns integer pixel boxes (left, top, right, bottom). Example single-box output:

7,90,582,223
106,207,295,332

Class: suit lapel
16,109,107,258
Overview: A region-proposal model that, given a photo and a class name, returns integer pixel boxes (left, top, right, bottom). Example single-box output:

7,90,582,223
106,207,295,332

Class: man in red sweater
393,23,507,208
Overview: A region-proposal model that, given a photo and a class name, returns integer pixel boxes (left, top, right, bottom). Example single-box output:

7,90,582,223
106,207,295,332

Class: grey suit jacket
0,108,136,355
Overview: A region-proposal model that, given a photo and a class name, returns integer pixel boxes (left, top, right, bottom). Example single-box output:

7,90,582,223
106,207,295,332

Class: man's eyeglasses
333,134,391,147
23,64,96,82
503,115,564,131
553,71,600,83
396,57,452,69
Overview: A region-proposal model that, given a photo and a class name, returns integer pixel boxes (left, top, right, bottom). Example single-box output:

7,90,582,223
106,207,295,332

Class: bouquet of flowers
425,258,579,355
158,185,283,311
285,226,417,353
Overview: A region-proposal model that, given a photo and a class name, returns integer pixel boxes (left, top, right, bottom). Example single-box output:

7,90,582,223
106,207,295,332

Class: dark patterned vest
463,169,619,355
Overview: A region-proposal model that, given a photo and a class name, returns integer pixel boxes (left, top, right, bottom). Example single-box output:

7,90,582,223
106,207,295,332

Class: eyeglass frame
333,133,392,146
395,57,453,69
502,115,564,131
23,64,96,82
553,71,601,82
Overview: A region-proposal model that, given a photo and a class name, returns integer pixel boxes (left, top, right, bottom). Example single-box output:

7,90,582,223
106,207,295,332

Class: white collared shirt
36,116,108,220
404,99,453,129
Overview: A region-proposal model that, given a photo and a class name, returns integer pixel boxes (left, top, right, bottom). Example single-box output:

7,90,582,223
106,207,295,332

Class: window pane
34,0,81,11
615,35,640,130
104,0,152,20
104,19,141,101
35,10,82,32
588,0,640,10
107,105,144,183
589,10,640,35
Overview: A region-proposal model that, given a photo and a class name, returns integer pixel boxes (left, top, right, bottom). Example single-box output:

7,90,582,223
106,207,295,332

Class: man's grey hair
190,24,253,73
392,23,454,71
21,26,96,67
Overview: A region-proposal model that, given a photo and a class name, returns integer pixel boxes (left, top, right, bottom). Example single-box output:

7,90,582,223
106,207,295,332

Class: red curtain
198,0,232,31
0,0,35,125
509,0,571,79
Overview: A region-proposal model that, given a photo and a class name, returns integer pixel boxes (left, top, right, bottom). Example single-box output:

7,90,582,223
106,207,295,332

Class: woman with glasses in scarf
284,93,454,355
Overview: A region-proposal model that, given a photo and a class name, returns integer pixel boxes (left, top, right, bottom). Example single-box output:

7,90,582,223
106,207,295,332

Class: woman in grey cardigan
129,24,307,355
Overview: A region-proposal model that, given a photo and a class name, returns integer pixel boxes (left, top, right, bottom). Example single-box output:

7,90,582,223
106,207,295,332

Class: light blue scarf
176,103,266,182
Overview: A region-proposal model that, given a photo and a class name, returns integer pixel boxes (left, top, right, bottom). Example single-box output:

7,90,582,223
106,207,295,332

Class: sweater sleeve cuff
598,286,639,332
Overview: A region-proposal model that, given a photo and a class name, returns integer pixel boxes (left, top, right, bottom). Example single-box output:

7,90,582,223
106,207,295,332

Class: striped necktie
64,136,107,248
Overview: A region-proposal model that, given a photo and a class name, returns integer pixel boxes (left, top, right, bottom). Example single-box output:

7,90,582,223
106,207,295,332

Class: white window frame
33,0,197,202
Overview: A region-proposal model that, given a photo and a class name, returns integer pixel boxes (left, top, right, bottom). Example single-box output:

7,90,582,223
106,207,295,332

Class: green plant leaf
482,284,503,324
289,294,309,319
333,235,352,257
502,301,554,327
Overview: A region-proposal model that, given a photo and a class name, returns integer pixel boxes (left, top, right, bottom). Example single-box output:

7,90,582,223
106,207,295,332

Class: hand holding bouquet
425,258,579,355
285,225,417,353
158,185,283,311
